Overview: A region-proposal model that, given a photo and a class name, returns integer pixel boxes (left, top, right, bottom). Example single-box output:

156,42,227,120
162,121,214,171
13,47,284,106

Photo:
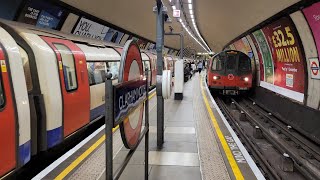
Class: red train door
41,37,90,137
0,47,16,176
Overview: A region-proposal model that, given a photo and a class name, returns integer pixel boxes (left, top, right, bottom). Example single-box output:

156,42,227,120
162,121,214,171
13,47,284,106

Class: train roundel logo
228,74,234,80
118,40,144,149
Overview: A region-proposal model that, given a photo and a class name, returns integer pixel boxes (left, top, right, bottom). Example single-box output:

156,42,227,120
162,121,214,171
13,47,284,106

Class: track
214,95,320,180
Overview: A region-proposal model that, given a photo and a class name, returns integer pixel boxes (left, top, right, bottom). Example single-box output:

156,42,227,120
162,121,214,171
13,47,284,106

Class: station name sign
114,78,147,124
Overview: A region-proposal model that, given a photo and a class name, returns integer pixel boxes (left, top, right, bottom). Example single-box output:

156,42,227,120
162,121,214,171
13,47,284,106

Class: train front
207,50,252,95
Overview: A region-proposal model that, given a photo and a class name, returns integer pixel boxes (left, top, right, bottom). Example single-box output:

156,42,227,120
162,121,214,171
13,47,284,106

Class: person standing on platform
197,61,203,73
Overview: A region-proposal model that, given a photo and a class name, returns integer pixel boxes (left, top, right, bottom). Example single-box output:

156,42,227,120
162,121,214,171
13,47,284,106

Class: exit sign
173,10,180,18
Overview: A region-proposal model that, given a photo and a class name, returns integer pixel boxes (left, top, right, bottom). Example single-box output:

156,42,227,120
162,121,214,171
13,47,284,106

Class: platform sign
309,58,320,79
114,79,146,125
173,9,181,18
117,40,145,149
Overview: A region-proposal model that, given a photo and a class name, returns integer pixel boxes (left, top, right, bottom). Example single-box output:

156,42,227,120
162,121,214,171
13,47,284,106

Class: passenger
184,64,192,82
197,61,203,73
191,62,196,75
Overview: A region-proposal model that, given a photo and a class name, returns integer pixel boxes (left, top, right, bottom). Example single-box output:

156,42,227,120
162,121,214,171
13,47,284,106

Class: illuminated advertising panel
253,29,274,84
73,17,109,40
303,2,320,59
262,17,305,96
17,0,66,29
104,28,124,44
249,34,265,81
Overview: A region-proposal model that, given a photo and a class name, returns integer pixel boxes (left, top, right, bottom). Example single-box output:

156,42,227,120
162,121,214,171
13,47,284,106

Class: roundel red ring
119,40,144,149
228,74,234,80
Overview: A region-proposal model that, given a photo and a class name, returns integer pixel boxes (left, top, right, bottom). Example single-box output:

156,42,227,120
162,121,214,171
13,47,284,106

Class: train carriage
0,19,172,177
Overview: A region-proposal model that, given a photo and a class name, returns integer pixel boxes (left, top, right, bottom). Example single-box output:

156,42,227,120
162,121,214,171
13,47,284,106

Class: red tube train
0,19,176,177
207,50,253,95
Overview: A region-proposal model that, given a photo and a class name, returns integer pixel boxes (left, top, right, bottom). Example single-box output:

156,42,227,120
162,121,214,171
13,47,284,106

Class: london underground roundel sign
118,40,144,149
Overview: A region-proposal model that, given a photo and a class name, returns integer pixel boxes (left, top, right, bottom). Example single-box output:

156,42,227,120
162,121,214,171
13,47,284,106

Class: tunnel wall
225,2,320,111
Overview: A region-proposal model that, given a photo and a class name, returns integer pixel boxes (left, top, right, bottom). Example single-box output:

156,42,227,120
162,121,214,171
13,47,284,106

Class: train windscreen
211,55,223,71
226,55,236,70
238,53,251,71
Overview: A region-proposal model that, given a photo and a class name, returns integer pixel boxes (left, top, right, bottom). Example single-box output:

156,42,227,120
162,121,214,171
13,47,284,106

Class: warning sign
309,58,320,79
0,60,7,72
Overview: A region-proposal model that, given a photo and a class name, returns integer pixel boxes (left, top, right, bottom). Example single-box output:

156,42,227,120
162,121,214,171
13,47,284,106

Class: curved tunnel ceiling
196,0,300,52
61,0,300,53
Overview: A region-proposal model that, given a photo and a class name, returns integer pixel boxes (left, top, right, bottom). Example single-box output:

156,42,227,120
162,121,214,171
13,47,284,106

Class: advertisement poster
303,2,320,59
73,17,109,40
104,28,124,44
120,34,130,46
250,34,265,81
17,0,66,29
136,39,148,49
233,39,246,53
253,29,274,84
261,17,305,95
147,43,155,50
0,0,23,20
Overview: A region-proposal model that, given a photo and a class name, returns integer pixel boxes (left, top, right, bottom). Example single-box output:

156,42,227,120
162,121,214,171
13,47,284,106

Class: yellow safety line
200,78,244,180
54,91,156,180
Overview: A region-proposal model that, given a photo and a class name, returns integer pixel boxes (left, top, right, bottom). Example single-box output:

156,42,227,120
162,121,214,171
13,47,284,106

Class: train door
41,37,90,137
225,53,237,86
0,47,16,176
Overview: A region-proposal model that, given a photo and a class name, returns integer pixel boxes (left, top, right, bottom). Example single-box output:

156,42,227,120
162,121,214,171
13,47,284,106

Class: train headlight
213,76,220,80
244,77,249,82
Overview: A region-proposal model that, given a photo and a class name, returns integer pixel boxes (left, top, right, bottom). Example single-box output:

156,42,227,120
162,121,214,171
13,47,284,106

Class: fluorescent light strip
170,0,211,52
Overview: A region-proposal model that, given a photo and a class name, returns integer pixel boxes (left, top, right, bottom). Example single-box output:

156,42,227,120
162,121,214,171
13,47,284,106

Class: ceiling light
190,14,194,19
188,4,192,9
189,10,193,15
172,5,176,10
188,0,192,3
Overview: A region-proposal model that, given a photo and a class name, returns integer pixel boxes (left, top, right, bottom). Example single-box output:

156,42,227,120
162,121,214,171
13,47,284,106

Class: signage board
309,57,320,79
114,79,146,124
173,9,181,18
117,40,145,149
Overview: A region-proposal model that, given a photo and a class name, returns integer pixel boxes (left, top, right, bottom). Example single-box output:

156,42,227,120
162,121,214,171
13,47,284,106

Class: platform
33,73,264,180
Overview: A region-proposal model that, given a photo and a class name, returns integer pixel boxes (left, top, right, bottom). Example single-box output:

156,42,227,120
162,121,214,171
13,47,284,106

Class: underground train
207,50,253,95
0,19,177,177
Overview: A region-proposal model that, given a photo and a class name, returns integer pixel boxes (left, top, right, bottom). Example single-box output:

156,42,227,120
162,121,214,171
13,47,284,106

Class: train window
143,61,150,71
87,62,107,86
107,61,120,79
238,53,251,71
212,56,223,71
226,55,236,70
0,74,4,108
54,44,78,91
19,46,33,92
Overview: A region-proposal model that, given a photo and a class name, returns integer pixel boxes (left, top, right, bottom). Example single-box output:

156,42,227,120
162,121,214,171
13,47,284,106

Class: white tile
149,151,199,166
165,127,195,134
